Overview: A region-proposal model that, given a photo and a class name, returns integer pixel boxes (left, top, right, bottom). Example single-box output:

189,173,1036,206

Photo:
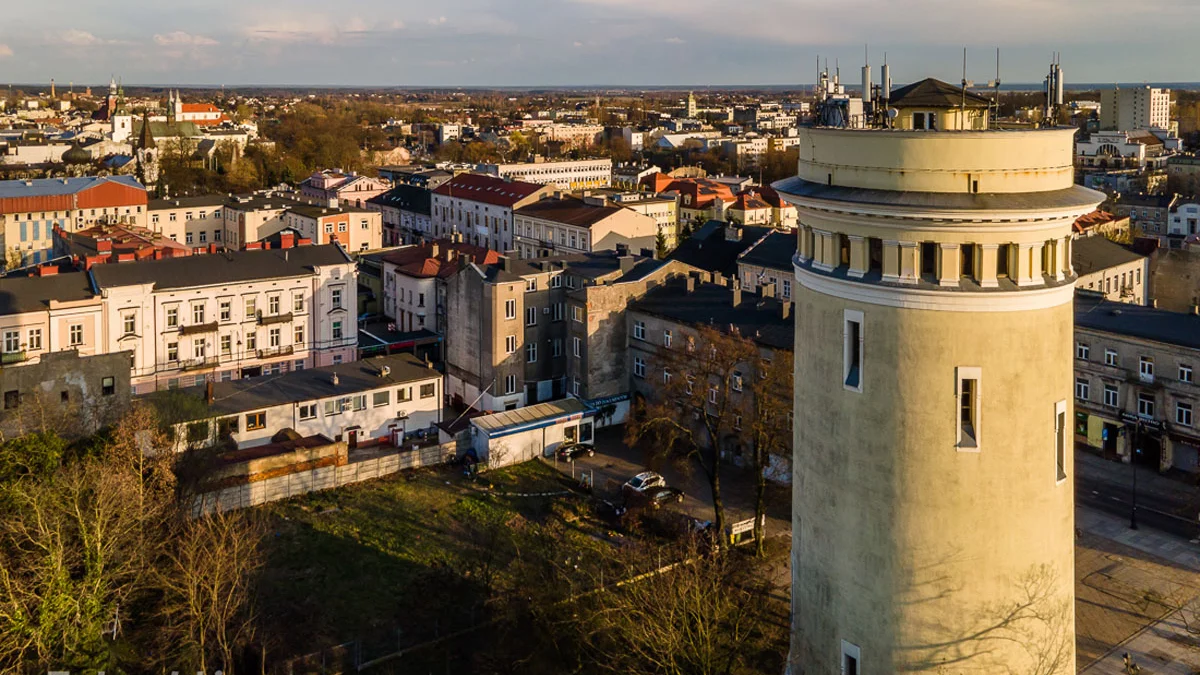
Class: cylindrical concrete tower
776,99,1104,674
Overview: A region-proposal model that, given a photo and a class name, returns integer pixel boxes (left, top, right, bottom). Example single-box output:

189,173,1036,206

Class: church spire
138,110,156,150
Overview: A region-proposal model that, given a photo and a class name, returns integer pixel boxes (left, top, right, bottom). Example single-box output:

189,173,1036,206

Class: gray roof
888,78,992,109
223,192,308,212
90,244,351,291
149,194,227,210
772,176,1105,213
367,184,432,215
667,220,772,276
0,175,144,200
169,353,441,419
472,397,588,436
1076,291,1200,350
629,279,794,350
474,250,667,285
0,271,97,315
738,230,795,273
1072,236,1146,276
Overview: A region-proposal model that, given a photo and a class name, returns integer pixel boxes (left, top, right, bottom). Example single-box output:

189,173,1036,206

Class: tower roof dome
62,141,91,165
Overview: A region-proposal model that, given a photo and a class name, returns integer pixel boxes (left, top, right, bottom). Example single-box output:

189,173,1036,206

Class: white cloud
60,29,105,46
153,31,219,47
664,37,685,44
428,16,447,26
573,41,584,47
245,16,404,45
0,44,11,58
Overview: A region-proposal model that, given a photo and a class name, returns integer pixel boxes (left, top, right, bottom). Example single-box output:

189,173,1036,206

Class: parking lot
546,425,792,538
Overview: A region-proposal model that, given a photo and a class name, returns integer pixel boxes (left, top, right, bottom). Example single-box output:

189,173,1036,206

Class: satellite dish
887,108,899,119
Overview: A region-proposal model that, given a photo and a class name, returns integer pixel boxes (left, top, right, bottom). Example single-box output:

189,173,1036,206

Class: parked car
556,441,595,461
623,471,667,494
645,486,685,508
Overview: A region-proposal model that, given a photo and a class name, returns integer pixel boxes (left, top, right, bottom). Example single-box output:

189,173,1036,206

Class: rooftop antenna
961,48,967,130
988,48,1001,124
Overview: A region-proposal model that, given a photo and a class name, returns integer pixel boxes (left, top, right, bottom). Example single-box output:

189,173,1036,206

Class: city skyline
1,0,1198,87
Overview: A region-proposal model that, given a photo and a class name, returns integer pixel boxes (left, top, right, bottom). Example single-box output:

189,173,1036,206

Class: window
246,412,266,431
166,306,178,327
325,223,334,234
572,306,583,322
338,222,348,233
192,304,205,325
505,335,517,354
956,367,981,450
686,375,695,394
244,297,257,317
3,390,18,410
1075,377,1090,401
1076,342,1089,360
332,321,343,340
193,341,206,359
185,232,193,245
708,385,719,404
1105,349,1118,367
199,231,207,244
220,300,231,322
552,339,562,357
331,288,343,309
572,378,581,396
26,329,41,351
420,383,436,398
294,325,305,344
3,331,18,353
663,367,672,385
1137,392,1155,418
122,313,136,336
573,337,582,358
101,376,115,396
1055,400,1067,482
1104,383,1119,407
552,303,564,321
1182,365,1193,383
504,299,516,320
167,342,179,362
299,403,317,420
843,310,863,391
527,306,537,326
633,356,646,378
372,390,390,408
551,274,562,288
397,386,412,402
324,399,339,417
353,395,366,411
526,278,537,292
269,327,281,347
732,371,743,392
504,375,517,395
1179,401,1194,427
842,641,861,675
782,279,791,298
69,323,83,347
269,295,280,315
219,335,231,356
526,342,538,363
293,294,305,313
633,320,645,340
663,329,673,348
1140,356,1154,382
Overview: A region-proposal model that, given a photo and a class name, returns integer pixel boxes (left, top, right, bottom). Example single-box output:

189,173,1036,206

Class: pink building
300,170,391,208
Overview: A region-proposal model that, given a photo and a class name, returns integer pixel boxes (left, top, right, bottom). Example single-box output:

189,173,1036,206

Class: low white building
1169,202,1200,237
167,353,443,453
1072,235,1149,305
476,159,613,191
469,398,594,469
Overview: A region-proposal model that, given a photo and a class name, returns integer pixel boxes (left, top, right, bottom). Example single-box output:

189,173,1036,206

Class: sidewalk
1077,506,1200,572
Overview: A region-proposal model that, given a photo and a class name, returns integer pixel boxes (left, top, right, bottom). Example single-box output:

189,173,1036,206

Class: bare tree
745,349,792,556
627,324,758,539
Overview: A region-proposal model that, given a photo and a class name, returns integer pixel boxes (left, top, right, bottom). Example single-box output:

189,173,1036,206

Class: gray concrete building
0,349,132,439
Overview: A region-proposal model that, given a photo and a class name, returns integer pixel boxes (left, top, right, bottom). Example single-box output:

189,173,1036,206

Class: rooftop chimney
206,381,214,405
685,275,696,292
430,243,440,259
619,256,636,274
780,301,792,320
725,224,743,242
499,255,513,272
732,279,742,307
761,281,776,299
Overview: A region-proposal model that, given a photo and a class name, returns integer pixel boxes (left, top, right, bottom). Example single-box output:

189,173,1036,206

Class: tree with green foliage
655,227,669,259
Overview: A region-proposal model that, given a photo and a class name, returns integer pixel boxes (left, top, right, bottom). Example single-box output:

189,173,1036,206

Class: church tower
776,78,1104,674
686,91,697,118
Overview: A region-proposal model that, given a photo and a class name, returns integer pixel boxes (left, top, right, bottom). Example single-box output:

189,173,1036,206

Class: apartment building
541,124,604,149
300,169,390,207
0,268,105,367
283,204,383,253
168,353,442,452
0,176,148,266
591,189,678,248
611,163,659,189
431,173,553,251
736,230,795,301
444,250,685,414
366,184,432,246
1072,235,1149,305
1169,202,1200,237
1100,86,1172,131
380,240,500,334
512,195,658,259
87,243,358,393
1112,193,1178,238
220,191,311,249
1075,292,1200,473
148,194,226,246
476,159,612,191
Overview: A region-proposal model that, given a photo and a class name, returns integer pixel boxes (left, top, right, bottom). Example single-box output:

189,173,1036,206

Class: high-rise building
1100,85,1171,131
776,78,1105,674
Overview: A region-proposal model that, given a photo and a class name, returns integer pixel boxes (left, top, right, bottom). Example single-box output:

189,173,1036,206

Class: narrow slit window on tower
956,367,981,451
920,242,937,280
841,640,861,675
1055,400,1067,482
960,243,975,279
843,309,863,392
868,238,883,275
838,234,851,269
996,244,1010,278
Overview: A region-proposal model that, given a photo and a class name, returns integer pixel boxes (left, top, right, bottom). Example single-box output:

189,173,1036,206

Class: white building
476,159,613,191
1101,86,1172,131
1169,202,1200,237
148,195,227,247
431,173,553,251
89,244,358,393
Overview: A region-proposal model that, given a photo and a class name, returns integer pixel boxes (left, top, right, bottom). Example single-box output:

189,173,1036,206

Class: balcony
180,356,220,371
180,321,219,336
257,311,294,326
1,350,27,365
257,345,295,360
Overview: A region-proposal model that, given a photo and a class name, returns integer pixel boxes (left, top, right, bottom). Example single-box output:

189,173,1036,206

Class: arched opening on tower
920,242,937,283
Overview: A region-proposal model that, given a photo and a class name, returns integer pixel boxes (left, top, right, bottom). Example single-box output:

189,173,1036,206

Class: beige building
148,194,226,247
1075,292,1200,473
220,191,310,249
0,269,104,369
1101,86,1172,131
513,195,659,259
476,158,613,191
283,204,383,253
1072,235,1148,305
776,78,1104,674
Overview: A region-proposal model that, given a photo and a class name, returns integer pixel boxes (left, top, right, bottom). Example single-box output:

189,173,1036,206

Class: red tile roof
434,173,547,207
381,240,501,279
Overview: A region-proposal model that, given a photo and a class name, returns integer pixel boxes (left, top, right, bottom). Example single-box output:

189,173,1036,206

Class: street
1075,449,1200,540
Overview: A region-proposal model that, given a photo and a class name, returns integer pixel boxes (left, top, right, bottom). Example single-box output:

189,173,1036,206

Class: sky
0,0,1198,88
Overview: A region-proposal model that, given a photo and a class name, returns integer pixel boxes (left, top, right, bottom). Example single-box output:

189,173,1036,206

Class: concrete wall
792,290,1076,674
1150,248,1200,313
0,349,132,439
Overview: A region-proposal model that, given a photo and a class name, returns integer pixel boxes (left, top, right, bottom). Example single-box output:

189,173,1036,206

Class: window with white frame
572,378,580,396
219,300,231,322
1137,392,1155,418
526,342,537,363
332,321,343,340
504,374,517,394
1179,401,1194,427
633,320,645,340
166,306,178,327
244,296,256,317
293,294,304,313
1140,356,1154,381
841,640,861,675
505,299,516,320
26,329,41,351
553,303,564,321
572,305,583,322
299,403,317,420
663,367,672,385
708,385,719,404
1104,383,1119,407
193,341,206,359
956,367,981,450
1182,364,1194,383
69,323,83,347
1076,342,1089,360
843,309,863,392
294,325,304,344
1104,349,1118,366
633,356,646,378
552,339,562,357
526,306,537,326
505,335,517,354
331,288,343,309
526,278,537,292
1055,400,1067,482
551,274,562,288
269,295,280,315
1075,377,1090,401
269,327,281,347
686,375,695,394
663,329,672,347
732,370,743,392
167,342,178,362
2,331,18,353
573,337,581,358
123,313,136,336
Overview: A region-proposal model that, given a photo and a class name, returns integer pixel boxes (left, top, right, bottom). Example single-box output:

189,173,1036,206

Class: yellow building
776,78,1104,674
